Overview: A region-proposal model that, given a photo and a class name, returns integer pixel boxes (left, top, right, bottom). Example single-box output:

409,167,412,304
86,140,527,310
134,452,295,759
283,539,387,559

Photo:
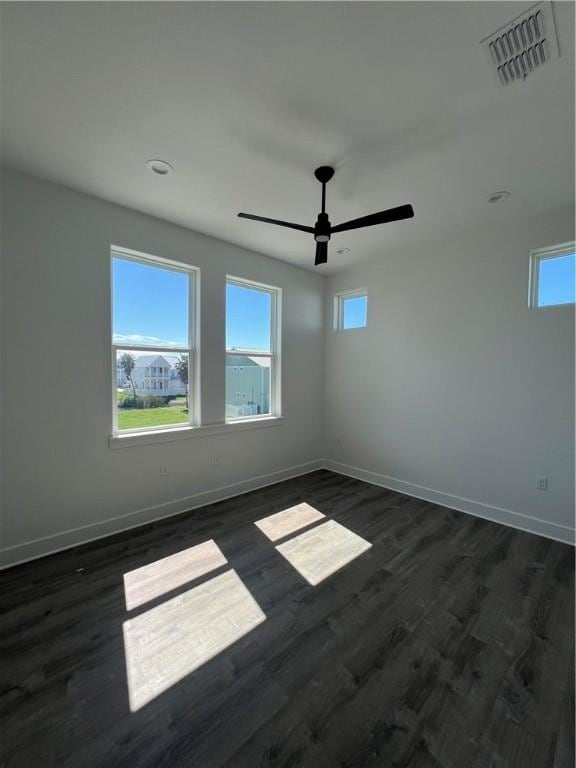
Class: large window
226,277,280,421
334,289,368,330
112,248,198,434
529,242,575,308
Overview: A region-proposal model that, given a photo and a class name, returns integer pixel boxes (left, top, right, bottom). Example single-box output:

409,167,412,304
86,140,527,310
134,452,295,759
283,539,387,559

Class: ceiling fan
238,166,414,266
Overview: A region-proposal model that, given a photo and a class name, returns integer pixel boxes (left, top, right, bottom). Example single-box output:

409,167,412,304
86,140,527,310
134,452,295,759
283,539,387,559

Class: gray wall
0,170,325,565
324,205,575,543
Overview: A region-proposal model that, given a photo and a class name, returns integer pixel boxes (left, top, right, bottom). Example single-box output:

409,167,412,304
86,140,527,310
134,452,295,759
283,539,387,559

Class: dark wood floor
1,470,574,768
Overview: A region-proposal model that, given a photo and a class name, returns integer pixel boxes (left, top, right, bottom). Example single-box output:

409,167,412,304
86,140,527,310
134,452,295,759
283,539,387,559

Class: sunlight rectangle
275,520,372,586
123,539,228,610
123,569,265,711
255,503,325,542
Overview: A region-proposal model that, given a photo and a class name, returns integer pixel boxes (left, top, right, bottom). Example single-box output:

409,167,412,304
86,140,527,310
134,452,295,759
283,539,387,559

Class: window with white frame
529,242,575,308
225,277,281,421
334,289,368,330
112,247,198,434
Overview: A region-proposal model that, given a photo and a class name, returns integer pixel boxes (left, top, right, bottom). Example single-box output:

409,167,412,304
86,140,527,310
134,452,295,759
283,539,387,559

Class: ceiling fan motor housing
315,212,331,242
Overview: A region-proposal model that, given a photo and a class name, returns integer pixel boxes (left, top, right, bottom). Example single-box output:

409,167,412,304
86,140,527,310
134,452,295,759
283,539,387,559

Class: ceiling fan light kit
238,166,414,267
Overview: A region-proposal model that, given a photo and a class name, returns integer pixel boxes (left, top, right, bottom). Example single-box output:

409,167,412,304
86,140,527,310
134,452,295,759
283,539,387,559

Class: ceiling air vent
481,1,560,85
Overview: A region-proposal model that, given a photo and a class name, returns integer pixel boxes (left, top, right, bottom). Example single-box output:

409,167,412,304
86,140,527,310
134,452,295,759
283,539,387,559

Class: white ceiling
1,1,574,272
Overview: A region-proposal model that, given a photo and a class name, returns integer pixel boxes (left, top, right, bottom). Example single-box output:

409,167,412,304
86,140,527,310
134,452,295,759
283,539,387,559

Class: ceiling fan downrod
313,166,334,245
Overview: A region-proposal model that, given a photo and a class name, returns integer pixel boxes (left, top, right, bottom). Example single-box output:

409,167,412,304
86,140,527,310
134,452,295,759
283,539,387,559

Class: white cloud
114,333,184,347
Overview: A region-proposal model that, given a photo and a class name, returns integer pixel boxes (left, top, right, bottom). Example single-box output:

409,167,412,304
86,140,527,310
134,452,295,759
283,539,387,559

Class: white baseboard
324,459,575,546
2,457,572,569
0,460,324,569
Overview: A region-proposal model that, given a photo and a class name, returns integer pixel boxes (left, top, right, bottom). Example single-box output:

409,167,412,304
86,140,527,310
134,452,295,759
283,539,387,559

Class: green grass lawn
118,406,188,430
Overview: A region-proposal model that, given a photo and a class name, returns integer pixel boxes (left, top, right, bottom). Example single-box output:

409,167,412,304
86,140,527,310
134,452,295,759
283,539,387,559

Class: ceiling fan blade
330,204,414,234
238,212,314,234
315,242,328,266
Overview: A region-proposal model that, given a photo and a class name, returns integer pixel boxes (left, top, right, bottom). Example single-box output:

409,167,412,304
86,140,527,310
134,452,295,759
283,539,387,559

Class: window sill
109,416,284,450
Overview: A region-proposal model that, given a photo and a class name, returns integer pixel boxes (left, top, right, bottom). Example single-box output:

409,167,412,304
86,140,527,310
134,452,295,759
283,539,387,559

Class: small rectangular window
225,277,281,421
334,289,368,330
112,248,198,435
529,242,575,308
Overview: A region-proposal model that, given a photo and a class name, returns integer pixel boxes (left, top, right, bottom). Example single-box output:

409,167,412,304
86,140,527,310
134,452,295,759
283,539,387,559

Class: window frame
528,241,575,309
225,275,281,423
111,246,200,437
334,288,368,330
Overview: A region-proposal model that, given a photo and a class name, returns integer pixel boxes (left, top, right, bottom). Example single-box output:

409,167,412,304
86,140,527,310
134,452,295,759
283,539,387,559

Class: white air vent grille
481,1,560,85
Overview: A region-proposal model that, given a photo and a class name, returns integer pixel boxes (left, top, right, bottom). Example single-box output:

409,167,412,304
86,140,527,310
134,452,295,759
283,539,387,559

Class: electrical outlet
160,466,169,477
536,475,548,491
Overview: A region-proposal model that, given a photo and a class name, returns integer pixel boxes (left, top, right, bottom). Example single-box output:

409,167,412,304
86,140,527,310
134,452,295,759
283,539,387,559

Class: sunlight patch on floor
275,520,372,586
123,539,228,610
123,569,265,711
255,503,325,542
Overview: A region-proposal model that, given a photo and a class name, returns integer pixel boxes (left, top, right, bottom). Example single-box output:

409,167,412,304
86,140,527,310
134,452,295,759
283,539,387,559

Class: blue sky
343,295,367,329
226,283,271,351
113,258,271,351
538,253,575,307
113,258,189,347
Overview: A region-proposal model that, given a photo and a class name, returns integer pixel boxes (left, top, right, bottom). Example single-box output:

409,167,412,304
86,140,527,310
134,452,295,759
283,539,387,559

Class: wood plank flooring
0,470,573,767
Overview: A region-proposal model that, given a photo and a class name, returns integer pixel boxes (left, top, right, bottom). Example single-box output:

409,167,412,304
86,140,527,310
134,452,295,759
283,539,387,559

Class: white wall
324,205,575,544
0,170,325,566
1,170,574,568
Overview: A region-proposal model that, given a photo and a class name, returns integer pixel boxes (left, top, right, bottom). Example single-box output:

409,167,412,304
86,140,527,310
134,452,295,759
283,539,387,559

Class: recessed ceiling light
146,159,174,176
488,190,511,204
336,247,351,255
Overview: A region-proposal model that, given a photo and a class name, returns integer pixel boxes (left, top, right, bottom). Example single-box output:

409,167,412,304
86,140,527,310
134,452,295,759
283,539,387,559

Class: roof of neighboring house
131,354,181,369
226,355,270,368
